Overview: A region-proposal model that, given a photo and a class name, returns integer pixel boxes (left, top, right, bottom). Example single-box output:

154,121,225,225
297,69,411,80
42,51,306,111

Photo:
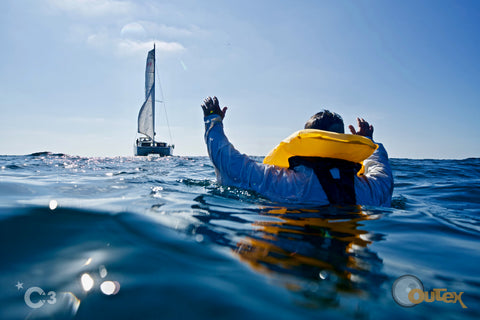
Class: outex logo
392,275,467,309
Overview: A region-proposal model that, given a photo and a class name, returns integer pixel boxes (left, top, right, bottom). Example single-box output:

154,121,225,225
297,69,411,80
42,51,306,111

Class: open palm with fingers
349,118,374,139
201,96,228,119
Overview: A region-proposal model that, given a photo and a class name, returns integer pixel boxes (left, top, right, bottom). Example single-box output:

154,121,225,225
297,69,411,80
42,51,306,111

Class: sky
0,0,479,159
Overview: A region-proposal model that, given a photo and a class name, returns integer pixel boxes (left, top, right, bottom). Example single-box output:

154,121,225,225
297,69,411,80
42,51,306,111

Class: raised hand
201,96,228,119
349,118,374,139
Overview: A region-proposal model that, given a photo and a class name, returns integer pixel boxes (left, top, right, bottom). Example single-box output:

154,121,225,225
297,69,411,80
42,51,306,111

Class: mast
152,43,156,143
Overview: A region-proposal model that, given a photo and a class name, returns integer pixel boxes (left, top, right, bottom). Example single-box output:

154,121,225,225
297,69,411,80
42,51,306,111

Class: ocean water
0,153,479,319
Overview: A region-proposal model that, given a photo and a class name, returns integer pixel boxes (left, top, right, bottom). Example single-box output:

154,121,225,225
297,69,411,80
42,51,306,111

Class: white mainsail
137,47,155,140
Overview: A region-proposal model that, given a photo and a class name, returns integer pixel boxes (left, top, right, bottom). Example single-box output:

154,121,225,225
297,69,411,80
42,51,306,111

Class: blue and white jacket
204,115,394,207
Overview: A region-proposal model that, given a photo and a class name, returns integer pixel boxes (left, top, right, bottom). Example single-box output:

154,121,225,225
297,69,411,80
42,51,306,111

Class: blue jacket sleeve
204,115,329,205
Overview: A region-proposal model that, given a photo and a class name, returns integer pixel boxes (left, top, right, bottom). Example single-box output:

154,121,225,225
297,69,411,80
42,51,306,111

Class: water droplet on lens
81,273,94,292
49,200,58,210
99,265,108,278
100,281,120,295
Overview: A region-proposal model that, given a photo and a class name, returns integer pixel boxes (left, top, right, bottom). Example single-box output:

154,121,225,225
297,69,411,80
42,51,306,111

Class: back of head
304,110,345,134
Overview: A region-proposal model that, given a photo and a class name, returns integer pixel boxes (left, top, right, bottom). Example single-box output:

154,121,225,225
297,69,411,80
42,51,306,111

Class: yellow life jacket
263,129,378,176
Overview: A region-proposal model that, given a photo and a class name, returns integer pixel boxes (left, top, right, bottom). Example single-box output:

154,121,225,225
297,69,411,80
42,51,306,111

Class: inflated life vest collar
263,129,378,171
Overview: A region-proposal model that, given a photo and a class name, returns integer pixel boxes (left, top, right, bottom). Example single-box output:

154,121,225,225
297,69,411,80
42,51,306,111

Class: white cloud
117,39,185,55
120,21,204,41
120,22,147,39
47,2,192,56
87,31,184,56
48,0,135,17
141,22,201,38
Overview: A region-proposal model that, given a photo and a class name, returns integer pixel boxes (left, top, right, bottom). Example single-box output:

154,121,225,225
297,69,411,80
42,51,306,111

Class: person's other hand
201,96,228,119
349,118,374,139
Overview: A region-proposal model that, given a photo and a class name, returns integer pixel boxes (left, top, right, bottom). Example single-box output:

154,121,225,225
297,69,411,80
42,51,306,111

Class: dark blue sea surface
0,154,479,319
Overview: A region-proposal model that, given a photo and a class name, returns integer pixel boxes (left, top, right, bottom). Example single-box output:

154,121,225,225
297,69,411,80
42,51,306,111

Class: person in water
201,96,393,206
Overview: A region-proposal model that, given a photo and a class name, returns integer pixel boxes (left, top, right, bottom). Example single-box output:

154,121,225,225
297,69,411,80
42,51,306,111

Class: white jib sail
137,48,155,140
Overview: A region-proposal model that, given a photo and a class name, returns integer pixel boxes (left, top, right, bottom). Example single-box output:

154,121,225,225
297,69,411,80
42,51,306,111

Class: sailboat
134,44,174,156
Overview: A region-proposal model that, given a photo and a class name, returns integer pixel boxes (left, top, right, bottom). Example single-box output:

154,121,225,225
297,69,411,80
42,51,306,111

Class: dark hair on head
304,110,344,133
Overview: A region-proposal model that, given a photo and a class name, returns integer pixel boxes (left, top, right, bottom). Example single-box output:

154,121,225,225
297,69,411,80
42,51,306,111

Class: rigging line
155,63,174,145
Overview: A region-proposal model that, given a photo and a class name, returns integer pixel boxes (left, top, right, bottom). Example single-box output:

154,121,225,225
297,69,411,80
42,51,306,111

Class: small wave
391,195,407,210
179,178,214,187
3,164,24,170
209,185,269,203
28,151,68,157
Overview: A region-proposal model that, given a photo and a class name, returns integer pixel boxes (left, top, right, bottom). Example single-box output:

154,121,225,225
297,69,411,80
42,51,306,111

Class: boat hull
135,141,173,156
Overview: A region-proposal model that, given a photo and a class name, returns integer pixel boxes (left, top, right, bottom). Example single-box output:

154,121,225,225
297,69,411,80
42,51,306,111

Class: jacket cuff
204,114,223,137
204,114,223,124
